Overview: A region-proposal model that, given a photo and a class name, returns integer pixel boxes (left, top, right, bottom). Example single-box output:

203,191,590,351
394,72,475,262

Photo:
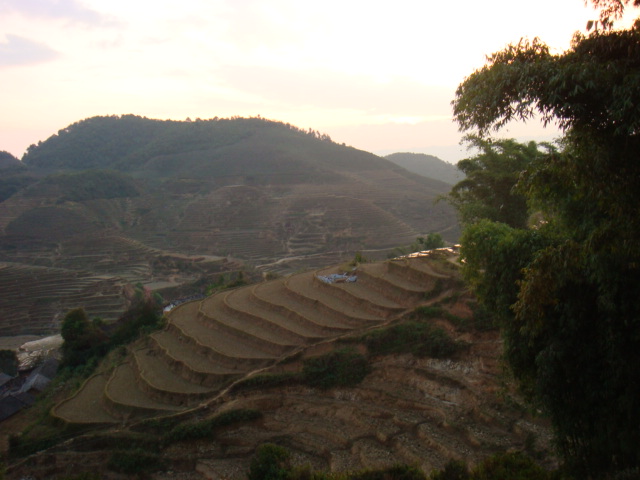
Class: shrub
248,443,292,480
363,322,461,359
302,348,370,390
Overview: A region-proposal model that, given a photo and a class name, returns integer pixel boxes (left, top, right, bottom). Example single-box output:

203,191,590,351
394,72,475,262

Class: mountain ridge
385,152,462,185
0,115,460,336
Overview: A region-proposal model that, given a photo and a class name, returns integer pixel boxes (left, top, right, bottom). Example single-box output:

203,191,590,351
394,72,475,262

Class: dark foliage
60,286,164,374
247,443,292,480
451,14,640,476
24,170,140,202
362,307,463,359
302,348,370,390
60,308,109,369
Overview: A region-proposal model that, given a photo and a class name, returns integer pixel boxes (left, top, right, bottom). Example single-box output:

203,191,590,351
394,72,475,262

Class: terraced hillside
0,116,461,337
14,250,554,479
0,231,238,336
0,262,126,335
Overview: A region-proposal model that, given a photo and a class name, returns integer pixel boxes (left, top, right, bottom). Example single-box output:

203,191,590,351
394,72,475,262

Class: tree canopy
443,136,549,229
450,5,640,476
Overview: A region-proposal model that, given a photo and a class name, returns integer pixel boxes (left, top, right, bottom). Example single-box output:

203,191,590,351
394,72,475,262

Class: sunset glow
1,0,635,162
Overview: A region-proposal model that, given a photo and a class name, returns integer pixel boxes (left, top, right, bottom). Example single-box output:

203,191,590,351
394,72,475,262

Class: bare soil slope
4,251,553,479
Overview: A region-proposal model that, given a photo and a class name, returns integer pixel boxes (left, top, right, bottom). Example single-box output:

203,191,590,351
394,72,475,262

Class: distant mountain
385,152,462,185
0,115,460,335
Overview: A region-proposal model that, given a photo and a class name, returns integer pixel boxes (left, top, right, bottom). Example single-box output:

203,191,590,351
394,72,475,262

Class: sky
0,0,634,163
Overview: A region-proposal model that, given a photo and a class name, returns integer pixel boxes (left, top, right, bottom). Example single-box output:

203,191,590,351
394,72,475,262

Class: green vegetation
60,308,109,370
349,251,368,266
0,173,35,203
22,115,336,175
24,170,140,202
205,271,248,296
361,319,462,359
248,443,293,480
394,234,445,257
442,137,548,229
60,285,164,374
449,2,640,475
302,348,370,390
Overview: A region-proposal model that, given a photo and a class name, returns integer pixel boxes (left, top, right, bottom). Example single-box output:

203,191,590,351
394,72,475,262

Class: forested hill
22,116,447,191
385,152,462,185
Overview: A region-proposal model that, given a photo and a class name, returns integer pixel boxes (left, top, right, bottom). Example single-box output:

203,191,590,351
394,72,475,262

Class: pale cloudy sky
0,0,631,162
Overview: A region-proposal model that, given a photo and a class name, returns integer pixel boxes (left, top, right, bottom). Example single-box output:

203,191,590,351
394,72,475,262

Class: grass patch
165,408,262,443
302,348,370,390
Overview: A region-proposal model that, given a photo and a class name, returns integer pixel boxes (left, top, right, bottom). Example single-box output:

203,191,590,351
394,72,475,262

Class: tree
444,136,548,229
247,444,291,480
451,9,640,477
60,308,108,368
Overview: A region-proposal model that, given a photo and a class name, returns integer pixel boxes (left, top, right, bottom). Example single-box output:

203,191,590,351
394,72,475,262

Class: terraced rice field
52,252,460,425
11,249,556,479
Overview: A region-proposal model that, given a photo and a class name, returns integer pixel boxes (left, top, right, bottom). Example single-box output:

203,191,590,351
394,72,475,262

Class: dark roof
18,357,59,394
0,392,34,422
0,373,13,388
31,357,59,380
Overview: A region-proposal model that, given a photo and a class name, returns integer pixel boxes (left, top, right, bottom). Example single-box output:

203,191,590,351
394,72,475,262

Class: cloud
0,34,59,67
0,0,114,26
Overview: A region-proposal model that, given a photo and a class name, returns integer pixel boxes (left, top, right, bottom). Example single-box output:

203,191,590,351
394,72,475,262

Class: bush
248,443,292,480
302,348,370,390
363,322,461,359
60,308,109,368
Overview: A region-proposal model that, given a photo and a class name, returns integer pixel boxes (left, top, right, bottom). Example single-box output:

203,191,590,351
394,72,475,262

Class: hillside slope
0,116,459,336
385,152,462,185
4,251,553,479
